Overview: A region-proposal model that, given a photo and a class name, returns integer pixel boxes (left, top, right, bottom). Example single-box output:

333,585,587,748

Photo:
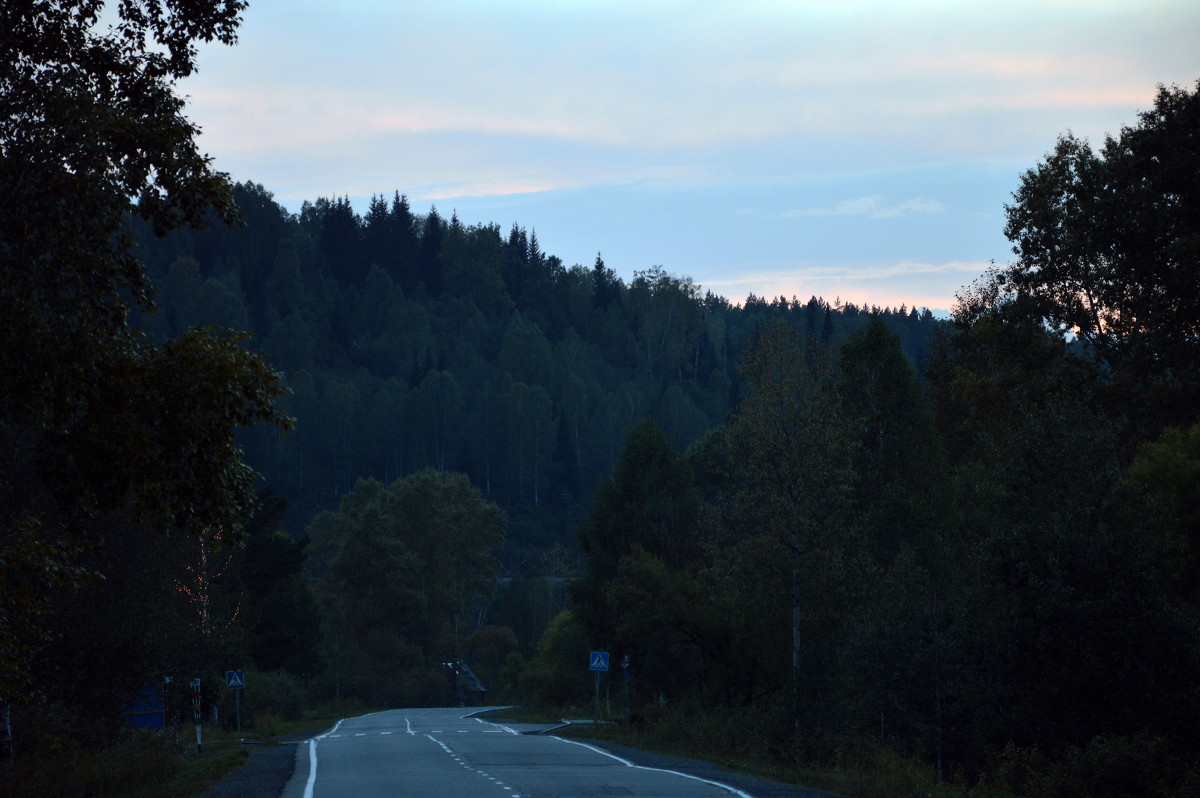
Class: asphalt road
276,707,829,798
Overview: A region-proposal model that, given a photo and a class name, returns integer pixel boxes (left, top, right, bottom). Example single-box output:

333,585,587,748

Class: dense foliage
129,185,943,564
0,5,288,794
996,81,1200,431
538,82,1200,797
1,0,290,719
107,176,942,718
305,470,508,705
5,3,1196,793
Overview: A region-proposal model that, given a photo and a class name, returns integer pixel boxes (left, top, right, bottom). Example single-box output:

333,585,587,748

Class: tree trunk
792,564,801,732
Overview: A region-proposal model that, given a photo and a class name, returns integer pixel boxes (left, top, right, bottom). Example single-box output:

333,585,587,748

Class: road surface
279,706,757,798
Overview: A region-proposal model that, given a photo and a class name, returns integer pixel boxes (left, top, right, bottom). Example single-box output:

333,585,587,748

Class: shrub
1,729,179,798
240,669,308,723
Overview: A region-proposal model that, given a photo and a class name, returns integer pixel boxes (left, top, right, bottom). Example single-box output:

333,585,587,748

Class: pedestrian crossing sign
589,651,610,671
226,670,245,689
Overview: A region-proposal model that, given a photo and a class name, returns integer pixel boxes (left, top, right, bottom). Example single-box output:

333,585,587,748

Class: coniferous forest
129,185,943,556
3,4,1200,796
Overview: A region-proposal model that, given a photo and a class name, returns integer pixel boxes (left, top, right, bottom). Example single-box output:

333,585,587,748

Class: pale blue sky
183,0,1199,313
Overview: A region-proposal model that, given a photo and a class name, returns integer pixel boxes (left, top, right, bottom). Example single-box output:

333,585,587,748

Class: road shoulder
565,738,840,798
189,728,325,798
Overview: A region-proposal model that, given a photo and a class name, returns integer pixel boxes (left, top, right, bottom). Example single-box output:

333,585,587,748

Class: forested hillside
539,81,1200,797
7,2,1198,795
129,188,943,562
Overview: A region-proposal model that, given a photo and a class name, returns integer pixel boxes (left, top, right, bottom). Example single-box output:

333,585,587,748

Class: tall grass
551,700,994,798
0,726,250,798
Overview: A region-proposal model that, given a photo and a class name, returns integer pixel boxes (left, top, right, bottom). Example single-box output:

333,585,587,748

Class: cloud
421,178,576,200
775,195,945,219
704,260,987,287
186,0,1198,188
696,259,992,313
179,0,1195,314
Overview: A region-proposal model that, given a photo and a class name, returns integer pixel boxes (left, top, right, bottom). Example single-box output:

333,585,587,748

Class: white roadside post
190,678,202,752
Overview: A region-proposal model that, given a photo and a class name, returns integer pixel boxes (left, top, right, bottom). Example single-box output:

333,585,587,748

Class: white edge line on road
303,719,345,798
473,716,520,735
552,737,756,798
464,706,521,735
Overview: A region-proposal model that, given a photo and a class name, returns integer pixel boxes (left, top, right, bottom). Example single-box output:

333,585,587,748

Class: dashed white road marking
426,732,523,797
304,713,536,798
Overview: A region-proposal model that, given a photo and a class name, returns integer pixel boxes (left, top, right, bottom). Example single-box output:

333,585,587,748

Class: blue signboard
589,651,610,671
226,670,245,689
122,686,165,730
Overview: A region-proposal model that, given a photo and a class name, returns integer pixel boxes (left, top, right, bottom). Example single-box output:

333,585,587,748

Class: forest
128,182,943,559
2,3,1199,795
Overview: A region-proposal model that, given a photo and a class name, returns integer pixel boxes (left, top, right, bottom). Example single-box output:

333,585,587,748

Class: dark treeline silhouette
129,184,944,565
43,75,1200,789
12,1,1194,793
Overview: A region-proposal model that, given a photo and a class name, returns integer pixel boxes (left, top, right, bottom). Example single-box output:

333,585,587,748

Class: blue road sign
122,685,165,730
226,670,245,689
589,651,610,671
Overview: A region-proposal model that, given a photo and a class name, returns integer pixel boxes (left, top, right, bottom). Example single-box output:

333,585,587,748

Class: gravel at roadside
189,729,322,798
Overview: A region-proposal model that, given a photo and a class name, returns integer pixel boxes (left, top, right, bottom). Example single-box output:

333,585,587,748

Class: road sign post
621,654,631,723
226,671,245,733
589,651,609,725
190,679,202,752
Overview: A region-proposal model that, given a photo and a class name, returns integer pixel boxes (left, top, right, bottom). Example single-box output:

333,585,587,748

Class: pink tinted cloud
701,260,990,312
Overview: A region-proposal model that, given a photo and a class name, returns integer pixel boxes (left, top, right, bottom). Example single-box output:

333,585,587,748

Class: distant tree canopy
307,470,507,705
129,181,946,561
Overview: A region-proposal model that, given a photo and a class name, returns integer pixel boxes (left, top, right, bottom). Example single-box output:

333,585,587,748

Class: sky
181,0,1199,314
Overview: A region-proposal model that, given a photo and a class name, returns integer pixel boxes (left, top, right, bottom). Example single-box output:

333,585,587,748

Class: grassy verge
479,706,997,798
166,743,252,798
1,727,248,798
171,700,389,797
1,700,386,798
557,721,854,795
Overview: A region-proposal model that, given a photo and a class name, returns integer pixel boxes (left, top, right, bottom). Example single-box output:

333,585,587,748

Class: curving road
279,706,755,798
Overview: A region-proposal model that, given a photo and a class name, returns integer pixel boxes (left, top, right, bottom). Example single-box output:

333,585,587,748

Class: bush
1056,734,1176,798
392,667,448,707
240,669,308,724
849,746,949,798
1,729,179,798
518,610,592,707
986,734,1196,798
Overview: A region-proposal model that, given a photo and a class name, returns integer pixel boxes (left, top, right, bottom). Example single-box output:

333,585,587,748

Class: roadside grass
478,705,1001,798
1,699,384,798
172,699,389,797
166,743,251,798
1,727,247,798
473,704,566,724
